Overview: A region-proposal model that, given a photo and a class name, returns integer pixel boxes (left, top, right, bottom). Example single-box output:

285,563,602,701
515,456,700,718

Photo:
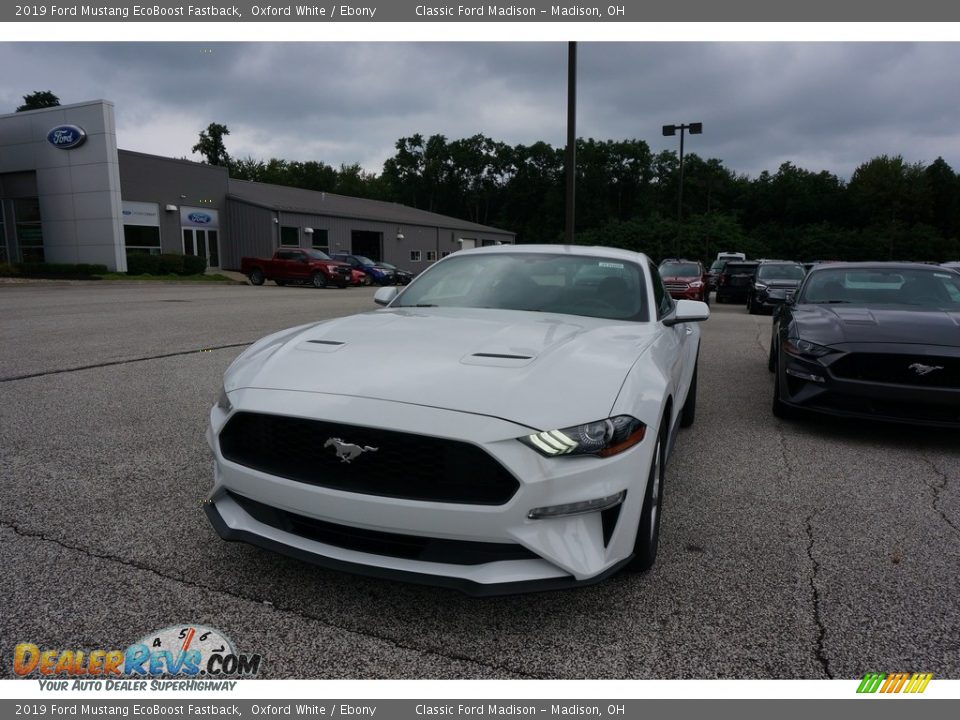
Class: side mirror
663,299,710,326
374,286,399,306
785,290,797,304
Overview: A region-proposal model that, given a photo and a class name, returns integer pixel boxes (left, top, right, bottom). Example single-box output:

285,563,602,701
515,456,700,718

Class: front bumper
777,346,960,427
204,389,655,594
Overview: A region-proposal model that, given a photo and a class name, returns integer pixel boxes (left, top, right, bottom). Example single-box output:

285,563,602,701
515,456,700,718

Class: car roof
808,261,953,272
459,244,651,264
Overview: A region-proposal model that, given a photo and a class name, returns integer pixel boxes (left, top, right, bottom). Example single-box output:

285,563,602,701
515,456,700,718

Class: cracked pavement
1,282,958,679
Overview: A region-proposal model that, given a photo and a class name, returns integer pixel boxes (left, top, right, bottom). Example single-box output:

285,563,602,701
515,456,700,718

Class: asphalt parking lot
1,280,958,679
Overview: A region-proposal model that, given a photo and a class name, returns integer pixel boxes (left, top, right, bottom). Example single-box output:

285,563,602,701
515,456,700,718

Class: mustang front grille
227,491,537,565
830,353,960,389
219,411,520,505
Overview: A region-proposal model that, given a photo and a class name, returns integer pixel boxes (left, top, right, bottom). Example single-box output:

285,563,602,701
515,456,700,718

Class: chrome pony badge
324,437,378,463
909,363,944,376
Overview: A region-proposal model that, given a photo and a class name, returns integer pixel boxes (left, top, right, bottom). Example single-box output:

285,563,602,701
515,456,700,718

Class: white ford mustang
205,245,708,595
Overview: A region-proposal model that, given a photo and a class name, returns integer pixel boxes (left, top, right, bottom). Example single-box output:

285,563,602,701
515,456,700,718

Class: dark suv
329,253,395,285
747,261,806,314
715,261,759,304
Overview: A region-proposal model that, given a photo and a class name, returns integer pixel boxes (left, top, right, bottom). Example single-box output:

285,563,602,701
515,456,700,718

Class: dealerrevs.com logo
14,625,262,691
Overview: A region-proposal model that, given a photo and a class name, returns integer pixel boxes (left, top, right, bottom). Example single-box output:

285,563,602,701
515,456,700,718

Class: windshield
377,262,397,270
659,262,701,278
392,253,649,321
709,260,726,272
305,249,332,261
758,264,805,281
354,256,375,266
800,267,960,307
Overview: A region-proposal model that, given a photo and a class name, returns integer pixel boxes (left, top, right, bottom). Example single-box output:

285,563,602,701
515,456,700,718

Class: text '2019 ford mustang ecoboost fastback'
205,245,709,595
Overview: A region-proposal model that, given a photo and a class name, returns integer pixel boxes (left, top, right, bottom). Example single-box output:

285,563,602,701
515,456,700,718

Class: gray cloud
2,42,959,179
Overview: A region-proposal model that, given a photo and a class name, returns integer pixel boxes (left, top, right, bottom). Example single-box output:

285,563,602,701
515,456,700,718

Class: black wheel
248,268,264,286
748,294,759,315
361,274,373,286
311,272,327,289
629,417,667,572
275,279,286,286
768,340,776,372
679,361,698,428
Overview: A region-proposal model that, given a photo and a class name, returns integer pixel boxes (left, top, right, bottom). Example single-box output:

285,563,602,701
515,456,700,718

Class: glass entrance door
182,228,220,268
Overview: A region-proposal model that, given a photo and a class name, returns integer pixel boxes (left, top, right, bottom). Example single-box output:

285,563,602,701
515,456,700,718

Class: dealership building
0,99,515,272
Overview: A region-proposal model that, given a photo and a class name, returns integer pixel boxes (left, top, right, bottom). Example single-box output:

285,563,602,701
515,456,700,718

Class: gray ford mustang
770,262,960,426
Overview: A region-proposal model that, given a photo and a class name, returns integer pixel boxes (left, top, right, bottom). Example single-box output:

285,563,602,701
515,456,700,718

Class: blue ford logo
188,213,211,224
47,125,87,149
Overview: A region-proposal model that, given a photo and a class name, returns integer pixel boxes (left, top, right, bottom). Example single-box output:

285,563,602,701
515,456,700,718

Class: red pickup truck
241,249,353,289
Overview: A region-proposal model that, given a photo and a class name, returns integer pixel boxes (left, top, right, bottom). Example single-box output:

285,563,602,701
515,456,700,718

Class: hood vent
461,351,536,367
297,339,346,354
471,352,533,360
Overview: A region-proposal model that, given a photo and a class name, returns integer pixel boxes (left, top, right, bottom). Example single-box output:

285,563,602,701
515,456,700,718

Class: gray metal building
0,99,515,272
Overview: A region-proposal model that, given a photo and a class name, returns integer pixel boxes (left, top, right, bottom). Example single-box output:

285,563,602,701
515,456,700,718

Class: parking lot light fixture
662,122,703,225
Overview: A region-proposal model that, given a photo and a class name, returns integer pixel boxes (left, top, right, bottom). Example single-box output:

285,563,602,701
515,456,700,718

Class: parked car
205,245,709,595
769,262,960,426
747,261,807,314
714,261,759,304
715,251,746,262
658,259,709,304
375,261,415,285
706,259,727,291
241,248,352,288
329,253,394,285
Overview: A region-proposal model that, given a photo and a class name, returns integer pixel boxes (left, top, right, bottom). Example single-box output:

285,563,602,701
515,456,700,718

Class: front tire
248,268,265,286
311,272,327,289
630,418,667,572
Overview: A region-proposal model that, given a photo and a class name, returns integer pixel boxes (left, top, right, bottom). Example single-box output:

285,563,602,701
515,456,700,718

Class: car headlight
689,281,704,288
215,386,233,413
520,415,646,458
782,338,833,359
754,283,768,291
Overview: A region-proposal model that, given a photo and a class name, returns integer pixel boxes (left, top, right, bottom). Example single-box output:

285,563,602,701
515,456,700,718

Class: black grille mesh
831,353,960,389
228,491,536,565
219,412,519,505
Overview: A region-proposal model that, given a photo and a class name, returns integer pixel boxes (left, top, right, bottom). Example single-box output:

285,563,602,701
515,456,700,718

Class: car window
648,261,674,319
393,253,649,322
758,264,805,281
659,262,701,277
801,268,960,307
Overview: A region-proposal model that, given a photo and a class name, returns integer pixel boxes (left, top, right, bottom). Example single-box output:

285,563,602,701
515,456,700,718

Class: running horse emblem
324,437,379,463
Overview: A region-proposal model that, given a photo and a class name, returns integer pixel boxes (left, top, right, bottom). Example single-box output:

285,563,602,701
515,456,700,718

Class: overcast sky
2,42,959,181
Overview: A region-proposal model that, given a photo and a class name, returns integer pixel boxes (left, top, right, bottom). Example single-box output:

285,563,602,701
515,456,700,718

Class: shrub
182,255,207,275
126,253,162,275
0,262,20,277
158,254,185,275
17,262,108,278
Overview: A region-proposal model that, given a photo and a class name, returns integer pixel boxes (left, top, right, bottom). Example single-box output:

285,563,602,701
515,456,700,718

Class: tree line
211,127,960,264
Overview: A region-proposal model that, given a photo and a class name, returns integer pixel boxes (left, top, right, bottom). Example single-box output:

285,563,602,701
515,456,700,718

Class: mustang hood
226,308,660,430
796,304,960,347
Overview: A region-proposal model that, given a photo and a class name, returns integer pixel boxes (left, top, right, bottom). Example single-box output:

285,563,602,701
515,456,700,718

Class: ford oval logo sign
188,213,211,224
47,125,87,150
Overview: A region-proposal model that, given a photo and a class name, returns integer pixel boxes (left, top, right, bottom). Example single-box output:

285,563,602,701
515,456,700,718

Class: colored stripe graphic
857,672,932,694
857,673,886,693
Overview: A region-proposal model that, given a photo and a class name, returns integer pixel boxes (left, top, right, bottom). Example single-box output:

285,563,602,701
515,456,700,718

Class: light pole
565,42,577,245
662,122,702,224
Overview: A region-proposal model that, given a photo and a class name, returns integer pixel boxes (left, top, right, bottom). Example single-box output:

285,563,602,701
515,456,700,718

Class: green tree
16,91,60,112
191,122,231,166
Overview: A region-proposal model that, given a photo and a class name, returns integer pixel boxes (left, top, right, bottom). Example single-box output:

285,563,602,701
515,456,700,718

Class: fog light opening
785,367,825,383
527,491,626,520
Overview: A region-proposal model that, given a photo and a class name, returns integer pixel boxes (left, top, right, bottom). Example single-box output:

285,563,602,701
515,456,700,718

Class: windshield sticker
599,262,624,269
